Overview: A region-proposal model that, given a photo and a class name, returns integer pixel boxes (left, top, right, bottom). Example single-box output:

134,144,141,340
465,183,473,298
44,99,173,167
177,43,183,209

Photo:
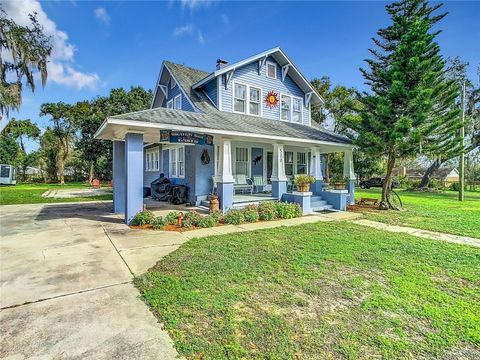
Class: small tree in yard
349,0,460,209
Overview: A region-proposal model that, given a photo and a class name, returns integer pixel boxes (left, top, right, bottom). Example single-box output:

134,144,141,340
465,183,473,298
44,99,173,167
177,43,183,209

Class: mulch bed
347,204,379,212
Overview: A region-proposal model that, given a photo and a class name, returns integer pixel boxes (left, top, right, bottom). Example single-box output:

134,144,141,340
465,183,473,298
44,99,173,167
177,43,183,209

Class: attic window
266,61,277,79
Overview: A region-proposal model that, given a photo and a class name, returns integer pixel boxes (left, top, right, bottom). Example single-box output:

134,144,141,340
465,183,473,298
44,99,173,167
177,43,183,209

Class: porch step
311,204,334,212
311,200,327,207
200,200,210,208
311,196,323,202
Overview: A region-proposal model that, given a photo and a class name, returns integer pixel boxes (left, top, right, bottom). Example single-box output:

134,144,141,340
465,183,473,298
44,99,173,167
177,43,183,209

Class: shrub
152,216,165,230
197,215,217,228
164,211,180,225
275,202,302,219
182,211,202,228
224,209,244,225
258,201,277,221
130,210,155,226
243,208,259,223
210,210,224,223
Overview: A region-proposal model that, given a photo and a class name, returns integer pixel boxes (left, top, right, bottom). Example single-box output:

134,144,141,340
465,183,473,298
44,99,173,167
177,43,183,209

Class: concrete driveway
0,201,185,359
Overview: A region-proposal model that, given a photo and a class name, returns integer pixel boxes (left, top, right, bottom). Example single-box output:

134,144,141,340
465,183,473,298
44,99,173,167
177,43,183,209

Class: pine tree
351,0,461,209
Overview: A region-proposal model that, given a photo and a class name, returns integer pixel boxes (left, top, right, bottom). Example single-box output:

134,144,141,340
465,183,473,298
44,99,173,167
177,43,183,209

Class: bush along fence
129,201,302,231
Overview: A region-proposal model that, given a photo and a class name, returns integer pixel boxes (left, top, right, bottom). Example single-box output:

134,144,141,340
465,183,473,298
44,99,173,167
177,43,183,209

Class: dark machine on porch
151,175,189,205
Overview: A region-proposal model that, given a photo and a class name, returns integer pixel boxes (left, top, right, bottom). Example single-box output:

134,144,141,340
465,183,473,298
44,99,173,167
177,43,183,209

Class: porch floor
233,194,277,204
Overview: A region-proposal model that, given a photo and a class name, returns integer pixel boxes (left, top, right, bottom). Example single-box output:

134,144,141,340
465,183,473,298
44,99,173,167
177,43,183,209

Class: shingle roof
109,61,352,145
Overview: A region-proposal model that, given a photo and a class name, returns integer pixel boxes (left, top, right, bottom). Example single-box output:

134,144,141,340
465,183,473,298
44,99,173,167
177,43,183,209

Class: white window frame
145,147,160,172
234,147,249,176
232,82,262,116
248,86,262,117
280,94,292,122
166,99,173,109
174,94,182,110
296,152,307,174
232,82,247,114
292,97,303,123
266,61,277,79
169,146,185,179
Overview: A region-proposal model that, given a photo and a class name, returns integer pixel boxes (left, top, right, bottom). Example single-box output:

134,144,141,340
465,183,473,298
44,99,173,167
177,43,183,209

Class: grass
352,188,480,239
0,182,112,205
136,222,480,359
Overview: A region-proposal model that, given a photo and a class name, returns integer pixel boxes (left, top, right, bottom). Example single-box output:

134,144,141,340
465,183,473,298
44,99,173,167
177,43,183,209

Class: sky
2,0,480,152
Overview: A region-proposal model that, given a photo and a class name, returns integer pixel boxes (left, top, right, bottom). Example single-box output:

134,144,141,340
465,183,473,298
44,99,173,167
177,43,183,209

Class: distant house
393,166,459,187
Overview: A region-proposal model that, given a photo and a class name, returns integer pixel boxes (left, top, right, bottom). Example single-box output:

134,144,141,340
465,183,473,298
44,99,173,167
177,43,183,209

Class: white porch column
216,138,234,212
271,143,287,199
310,147,323,195
343,149,356,205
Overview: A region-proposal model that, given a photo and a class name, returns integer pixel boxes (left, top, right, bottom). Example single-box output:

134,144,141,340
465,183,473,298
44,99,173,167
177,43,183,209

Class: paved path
351,219,480,248
0,202,179,359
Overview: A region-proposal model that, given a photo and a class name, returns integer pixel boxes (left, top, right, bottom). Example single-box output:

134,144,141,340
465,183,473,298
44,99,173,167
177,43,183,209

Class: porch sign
160,130,213,145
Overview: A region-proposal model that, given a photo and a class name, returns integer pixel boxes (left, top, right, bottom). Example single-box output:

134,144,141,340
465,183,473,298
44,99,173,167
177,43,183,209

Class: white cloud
197,31,205,44
173,24,194,37
94,7,110,24
179,0,211,10
2,0,100,90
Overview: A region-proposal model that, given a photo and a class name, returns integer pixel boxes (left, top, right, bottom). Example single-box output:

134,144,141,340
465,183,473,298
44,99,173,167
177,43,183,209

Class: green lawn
0,182,112,205
136,222,480,360
353,189,480,239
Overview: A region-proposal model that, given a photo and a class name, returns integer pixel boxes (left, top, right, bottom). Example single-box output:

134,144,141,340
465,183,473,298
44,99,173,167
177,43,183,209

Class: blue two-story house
94,47,356,223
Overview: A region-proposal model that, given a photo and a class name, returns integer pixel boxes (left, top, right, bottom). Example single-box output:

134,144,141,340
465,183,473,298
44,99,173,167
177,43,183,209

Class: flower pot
298,184,310,192
334,183,346,190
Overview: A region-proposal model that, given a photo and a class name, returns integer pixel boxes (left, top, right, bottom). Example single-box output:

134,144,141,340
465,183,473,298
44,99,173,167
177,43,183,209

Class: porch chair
234,174,254,194
252,176,265,193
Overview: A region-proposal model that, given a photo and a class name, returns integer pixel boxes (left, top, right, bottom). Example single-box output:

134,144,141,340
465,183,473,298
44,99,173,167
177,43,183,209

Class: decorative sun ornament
265,90,279,109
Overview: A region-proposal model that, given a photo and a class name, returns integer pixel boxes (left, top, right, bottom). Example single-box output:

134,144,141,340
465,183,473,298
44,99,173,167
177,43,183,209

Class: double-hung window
145,148,160,172
297,152,307,174
249,87,261,116
234,83,246,113
284,151,294,177
166,99,173,109
281,95,291,121
174,94,182,110
235,147,249,175
292,98,302,123
169,146,185,178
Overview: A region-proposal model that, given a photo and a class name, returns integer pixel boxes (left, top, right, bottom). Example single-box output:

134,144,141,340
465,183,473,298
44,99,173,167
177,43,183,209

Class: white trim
232,81,247,115
98,118,355,149
168,145,185,179
232,82,262,117
217,76,222,111
170,77,176,89
150,62,165,109
292,96,302,124
258,56,267,75
280,93,291,122
248,85,262,117
305,91,313,107
159,85,168,97
280,93,302,124
225,69,235,90
203,89,218,109
165,64,198,112
191,47,324,105
266,61,277,79
173,94,182,110
166,99,173,109
281,64,290,81
145,146,160,172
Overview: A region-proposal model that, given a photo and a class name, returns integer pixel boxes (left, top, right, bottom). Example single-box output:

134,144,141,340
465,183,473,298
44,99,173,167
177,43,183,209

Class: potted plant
294,174,315,192
330,175,348,190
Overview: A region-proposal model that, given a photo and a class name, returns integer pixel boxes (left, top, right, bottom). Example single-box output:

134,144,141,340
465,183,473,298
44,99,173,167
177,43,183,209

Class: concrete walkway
0,202,179,359
351,219,480,248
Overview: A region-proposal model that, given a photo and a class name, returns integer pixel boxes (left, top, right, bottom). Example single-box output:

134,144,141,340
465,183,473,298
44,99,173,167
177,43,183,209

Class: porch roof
95,106,353,148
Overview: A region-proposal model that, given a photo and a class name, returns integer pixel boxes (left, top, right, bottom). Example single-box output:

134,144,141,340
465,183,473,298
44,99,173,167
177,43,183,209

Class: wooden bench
357,197,378,206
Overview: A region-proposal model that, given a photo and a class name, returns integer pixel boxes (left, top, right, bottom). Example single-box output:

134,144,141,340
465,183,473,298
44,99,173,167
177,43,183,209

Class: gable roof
191,47,324,105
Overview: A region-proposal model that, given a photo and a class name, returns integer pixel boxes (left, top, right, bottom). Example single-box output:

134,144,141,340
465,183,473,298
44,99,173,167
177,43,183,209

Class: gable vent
216,59,228,70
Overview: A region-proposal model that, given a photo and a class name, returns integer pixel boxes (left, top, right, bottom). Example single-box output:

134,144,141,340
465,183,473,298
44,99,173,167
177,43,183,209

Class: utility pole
459,80,465,201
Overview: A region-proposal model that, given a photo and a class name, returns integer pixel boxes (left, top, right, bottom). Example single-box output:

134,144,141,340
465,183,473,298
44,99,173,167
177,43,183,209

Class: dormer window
266,61,277,79
233,83,246,113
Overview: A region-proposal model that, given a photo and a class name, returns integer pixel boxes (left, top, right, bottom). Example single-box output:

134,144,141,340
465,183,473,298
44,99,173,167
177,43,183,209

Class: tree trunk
88,161,94,184
419,158,443,188
380,152,396,210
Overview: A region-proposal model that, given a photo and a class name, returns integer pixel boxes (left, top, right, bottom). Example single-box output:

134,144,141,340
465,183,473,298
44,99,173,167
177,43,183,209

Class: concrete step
312,204,334,212
311,200,327,207
200,200,210,208
311,196,323,202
